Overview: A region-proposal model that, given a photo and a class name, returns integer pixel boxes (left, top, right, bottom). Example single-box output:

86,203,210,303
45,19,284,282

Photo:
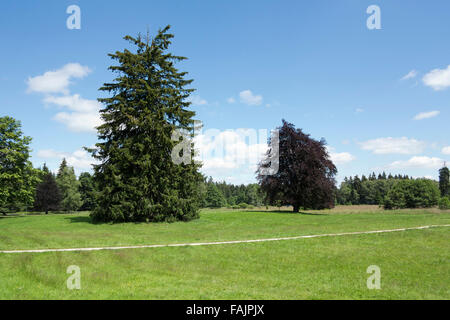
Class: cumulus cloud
44,94,102,133
401,70,417,80
423,65,450,90
387,156,444,169
442,146,450,155
239,90,263,106
187,95,208,106
27,63,91,94
359,137,426,155
227,97,236,104
190,129,270,183
326,147,355,165
37,148,98,172
27,63,101,133
413,110,440,120
194,129,268,171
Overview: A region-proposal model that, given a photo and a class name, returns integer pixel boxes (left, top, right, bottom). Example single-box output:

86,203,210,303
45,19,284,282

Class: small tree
56,159,82,212
438,197,450,210
204,183,227,208
34,164,61,214
257,120,337,212
78,172,96,211
0,116,40,214
439,166,449,197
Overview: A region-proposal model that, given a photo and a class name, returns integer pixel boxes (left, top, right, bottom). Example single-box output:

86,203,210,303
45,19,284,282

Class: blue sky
1,0,449,184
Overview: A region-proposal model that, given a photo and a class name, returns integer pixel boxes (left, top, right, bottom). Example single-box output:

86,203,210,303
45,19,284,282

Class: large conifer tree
88,26,202,222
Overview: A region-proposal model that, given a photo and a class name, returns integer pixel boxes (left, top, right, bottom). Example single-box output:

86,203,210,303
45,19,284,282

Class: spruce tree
78,172,96,211
439,166,449,197
56,159,82,212
88,26,203,222
34,164,61,214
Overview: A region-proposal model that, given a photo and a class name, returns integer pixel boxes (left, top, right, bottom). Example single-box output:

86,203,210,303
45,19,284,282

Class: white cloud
193,129,269,182
239,90,263,106
187,95,208,106
442,146,450,155
28,64,101,133
387,156,444,169
401,70,417,81
359,137,426,155
423,65,450,90
53,112,102,133
44,94,102,133
326,147,355,165
27,63,91,94
355,108,364,113
37,148,97,172
227,97,236,104
413,110,440,120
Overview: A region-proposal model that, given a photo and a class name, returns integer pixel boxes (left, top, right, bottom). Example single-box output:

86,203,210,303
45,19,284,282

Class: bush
238,203,249,209
439,197,450,210
384,179,440,209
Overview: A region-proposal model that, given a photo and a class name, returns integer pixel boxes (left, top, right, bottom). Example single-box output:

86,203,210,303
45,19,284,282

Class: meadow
0,206,449,299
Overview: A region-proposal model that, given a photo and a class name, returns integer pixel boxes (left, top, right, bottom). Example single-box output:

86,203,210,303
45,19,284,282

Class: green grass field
0,206,449,299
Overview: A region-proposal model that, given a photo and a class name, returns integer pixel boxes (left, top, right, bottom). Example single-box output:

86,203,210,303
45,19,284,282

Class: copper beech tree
257,120,337,212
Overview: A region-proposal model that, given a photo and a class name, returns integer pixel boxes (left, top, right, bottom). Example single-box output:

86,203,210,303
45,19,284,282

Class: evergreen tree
204,183,227,208
78,172,96,211
439,166,449,197
0,116,40,214
34,164,61,214
88,26,203,222
56,159,82,212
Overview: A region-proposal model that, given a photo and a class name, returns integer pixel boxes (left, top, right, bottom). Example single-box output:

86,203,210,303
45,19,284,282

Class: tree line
1,26,449,220
202,177,265,208
336,170,449,209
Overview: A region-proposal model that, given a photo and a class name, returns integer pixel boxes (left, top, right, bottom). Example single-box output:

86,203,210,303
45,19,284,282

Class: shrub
384,179,440,209
439,197,450,210
238,203,249,209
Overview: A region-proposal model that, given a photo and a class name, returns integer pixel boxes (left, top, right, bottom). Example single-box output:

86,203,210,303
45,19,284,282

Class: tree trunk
293,204,300,213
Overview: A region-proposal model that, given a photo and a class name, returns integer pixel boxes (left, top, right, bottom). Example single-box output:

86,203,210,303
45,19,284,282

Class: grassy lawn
0,206,449,299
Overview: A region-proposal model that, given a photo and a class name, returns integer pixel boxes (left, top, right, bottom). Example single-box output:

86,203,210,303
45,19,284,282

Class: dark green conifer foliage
78,172,96,211
88,26,202,222
439,166,449,197
34,164,61,214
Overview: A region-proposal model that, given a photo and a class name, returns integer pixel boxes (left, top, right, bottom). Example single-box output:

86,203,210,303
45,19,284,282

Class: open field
0,206,449,299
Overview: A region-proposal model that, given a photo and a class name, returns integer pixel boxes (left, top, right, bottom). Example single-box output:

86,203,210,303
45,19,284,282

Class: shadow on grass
64,215,151,225
0,214,27,219
245,210,329,216
63,215,111,225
